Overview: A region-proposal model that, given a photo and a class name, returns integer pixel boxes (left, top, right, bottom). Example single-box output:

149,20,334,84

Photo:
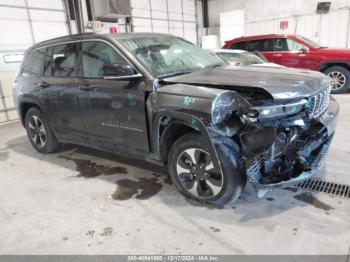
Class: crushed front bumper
249,97,339,191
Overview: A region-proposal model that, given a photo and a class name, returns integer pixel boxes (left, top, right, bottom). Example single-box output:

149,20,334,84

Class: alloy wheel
176,148,223,199
28,115,47,148
328,71,346,90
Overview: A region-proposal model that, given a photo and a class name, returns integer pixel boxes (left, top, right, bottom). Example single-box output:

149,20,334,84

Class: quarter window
82,41,128,78
21,49,46,76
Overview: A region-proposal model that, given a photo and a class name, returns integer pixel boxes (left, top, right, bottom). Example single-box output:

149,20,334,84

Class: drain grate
295,179,350,199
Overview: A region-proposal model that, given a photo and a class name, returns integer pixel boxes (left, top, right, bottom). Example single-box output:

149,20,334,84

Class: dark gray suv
14,33,339,205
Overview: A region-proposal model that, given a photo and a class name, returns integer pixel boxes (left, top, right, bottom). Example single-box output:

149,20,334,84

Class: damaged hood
163,65,331,100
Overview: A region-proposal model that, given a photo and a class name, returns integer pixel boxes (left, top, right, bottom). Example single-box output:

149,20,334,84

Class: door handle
37,81,50,88
78,84,93,91
273,54,282,57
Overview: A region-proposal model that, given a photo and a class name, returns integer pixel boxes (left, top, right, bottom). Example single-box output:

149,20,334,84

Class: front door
271,38,318,70
78,40,149,154
40,43,87,144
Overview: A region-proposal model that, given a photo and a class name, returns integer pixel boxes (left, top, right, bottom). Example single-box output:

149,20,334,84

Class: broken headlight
251,99,308,120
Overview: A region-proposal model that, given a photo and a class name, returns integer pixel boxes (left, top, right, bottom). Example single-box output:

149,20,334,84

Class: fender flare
17,95,46,125
150,109,222,172
319,61,350,72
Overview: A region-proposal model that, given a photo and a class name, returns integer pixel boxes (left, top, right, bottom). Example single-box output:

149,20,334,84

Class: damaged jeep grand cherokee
15,33,339,205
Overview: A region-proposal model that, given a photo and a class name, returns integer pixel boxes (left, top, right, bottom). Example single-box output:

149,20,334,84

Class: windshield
215,52,265,66
297,35,323,48
119,36,222,78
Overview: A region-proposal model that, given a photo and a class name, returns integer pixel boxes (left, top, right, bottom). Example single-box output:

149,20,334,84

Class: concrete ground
0,96,349,255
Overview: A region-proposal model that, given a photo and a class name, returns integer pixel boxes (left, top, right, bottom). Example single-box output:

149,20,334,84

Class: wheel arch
18,100,44,126
319,61,350,72
151,110,219,167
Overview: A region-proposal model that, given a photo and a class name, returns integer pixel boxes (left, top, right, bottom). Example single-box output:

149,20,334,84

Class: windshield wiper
158,70,193,79
206,63,223,69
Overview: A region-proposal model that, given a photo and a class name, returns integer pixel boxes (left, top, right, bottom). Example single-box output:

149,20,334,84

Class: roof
210,49,246,53
30,32,175,50
226,34,298,43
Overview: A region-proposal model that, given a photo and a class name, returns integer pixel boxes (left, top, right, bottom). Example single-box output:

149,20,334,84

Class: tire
324,66,350,94
168,132,246,205
24,107,60,154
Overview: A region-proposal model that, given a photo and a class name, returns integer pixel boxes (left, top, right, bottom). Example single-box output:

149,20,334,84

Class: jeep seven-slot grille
307,88,331,119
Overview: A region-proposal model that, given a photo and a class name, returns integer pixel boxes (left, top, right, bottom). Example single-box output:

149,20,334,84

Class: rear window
21,48,46,76
230,41,247,50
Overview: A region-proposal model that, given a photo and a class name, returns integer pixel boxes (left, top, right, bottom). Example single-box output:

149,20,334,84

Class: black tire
168,132,246,205
24,107,60,154
324,66,350,94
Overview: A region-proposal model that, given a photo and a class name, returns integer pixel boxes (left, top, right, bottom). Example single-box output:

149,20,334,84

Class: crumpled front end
208,84,339,194
242,101,338,194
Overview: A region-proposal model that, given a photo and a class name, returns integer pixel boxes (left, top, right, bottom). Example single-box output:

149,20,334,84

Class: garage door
131,0,198,44
0,0,69,124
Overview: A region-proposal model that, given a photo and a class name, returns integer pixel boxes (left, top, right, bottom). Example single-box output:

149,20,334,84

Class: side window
21,48,46,76
230,42,246,50
273,38,304,52
273,38,289,51
246,40,261,51
82,41,129,78
286,39,304,51
51,43,78,77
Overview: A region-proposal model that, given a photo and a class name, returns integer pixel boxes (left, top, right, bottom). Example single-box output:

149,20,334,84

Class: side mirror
299,46,308,53
103,64,142,80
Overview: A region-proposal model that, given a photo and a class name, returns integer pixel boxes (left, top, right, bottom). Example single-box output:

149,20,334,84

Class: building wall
0,0,69,123
206,0,350,48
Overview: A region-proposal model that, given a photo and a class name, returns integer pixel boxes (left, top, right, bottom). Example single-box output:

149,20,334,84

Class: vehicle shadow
4,134,316,223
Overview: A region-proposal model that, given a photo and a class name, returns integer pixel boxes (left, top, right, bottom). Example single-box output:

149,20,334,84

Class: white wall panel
152,10,167,19
30,10,66,22
0,20,32,50
130,0,197,43
133,17,152,27
32,21,68,42
130,0,150,9
319,10,349,47
27,0,64,9
0,0,69,123
0,6,27,19
295,14,320,42
220,10,245,44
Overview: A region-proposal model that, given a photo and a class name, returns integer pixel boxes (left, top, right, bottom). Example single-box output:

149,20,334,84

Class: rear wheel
168,133,246,205
324,66,350,94
25,107,60,154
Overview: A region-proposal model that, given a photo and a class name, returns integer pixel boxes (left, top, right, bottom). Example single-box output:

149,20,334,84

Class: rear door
40,42,87,144
245,39,275,62
78,40,149,154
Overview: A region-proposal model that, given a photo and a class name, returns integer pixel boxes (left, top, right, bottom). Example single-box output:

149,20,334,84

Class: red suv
223,34,350,94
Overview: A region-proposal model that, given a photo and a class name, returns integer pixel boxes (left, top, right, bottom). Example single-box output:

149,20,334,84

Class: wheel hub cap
328,71,346,90
176,148,223,199
28,115,47,147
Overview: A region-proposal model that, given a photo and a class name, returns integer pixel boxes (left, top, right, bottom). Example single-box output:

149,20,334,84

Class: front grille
307,87,331,119
295,179,350,199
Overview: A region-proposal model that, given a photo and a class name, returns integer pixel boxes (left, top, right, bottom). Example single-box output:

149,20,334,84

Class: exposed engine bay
207,84,334,190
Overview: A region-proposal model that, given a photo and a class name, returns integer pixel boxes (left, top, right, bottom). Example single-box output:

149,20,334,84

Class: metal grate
295,179,350,199
307,87,331,119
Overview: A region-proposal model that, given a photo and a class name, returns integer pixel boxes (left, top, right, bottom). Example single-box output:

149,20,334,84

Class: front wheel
324,66,350,94
168,133,246,205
